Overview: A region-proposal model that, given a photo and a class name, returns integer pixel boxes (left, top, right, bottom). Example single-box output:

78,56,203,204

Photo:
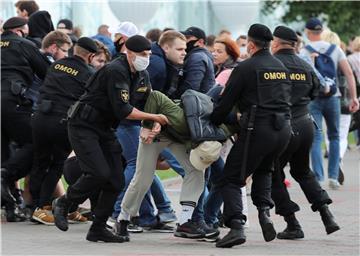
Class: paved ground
1,148,359,256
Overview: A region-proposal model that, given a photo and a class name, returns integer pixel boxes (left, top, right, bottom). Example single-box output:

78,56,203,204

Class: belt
76,103,105,123
292,114,311,124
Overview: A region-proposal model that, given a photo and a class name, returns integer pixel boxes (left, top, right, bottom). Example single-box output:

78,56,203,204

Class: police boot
113,220,130,242
86,219,127,243
319,205,340,234
277,213,304,239
5,204,27,222
216,219,246,248
258,207,276,242
1,168,16,204
52,195,71,231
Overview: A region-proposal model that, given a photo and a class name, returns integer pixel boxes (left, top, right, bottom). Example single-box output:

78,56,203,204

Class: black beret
77,37,98,53
273,26,298,42
125,35,151,53
248,23,273,42
3,17,27,30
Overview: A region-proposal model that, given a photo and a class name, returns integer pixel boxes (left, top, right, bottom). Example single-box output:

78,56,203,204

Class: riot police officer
30,37,97,225
210,24,292,248
270,26,339,239
52,35,168,243
1,17,49,221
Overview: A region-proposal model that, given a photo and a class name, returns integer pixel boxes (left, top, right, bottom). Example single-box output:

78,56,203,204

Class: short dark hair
248,36,270,49
206,35,216,47
15,1,39,16
146,28,162,42
236,35,247,41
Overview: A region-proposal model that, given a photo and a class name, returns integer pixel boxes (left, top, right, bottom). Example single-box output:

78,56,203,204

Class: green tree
262,1,360,42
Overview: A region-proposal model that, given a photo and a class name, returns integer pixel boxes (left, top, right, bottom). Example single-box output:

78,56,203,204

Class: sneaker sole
68,220,88,224
216,237,246,248
127,229,144,233
204,230,220,239
174,231,204,239
197,237,220,243
31,216,55,225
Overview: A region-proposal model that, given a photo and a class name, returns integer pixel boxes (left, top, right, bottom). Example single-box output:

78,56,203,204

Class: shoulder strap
305,45,318,54
325,44,336,56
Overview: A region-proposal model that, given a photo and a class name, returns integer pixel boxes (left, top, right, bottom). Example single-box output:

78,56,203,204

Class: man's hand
140,128,157,144
152,122,162,133
349,98,360,113
153,114,169,126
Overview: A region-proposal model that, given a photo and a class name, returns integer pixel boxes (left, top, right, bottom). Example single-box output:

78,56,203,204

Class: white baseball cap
109,21,138,37
190,141,222,171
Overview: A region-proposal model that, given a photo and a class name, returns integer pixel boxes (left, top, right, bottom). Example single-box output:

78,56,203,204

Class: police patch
120,90,129,103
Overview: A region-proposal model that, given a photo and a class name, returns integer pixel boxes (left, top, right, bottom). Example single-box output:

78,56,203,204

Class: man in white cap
110,21,139,59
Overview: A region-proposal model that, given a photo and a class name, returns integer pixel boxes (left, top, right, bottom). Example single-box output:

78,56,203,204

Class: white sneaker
329,179,340,190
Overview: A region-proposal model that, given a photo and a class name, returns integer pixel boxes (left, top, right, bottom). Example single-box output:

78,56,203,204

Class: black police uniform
271,49,332,216
1,29,49,195
30,55,95,209
271,26,338,239
211,25,292,247
54,53,149,238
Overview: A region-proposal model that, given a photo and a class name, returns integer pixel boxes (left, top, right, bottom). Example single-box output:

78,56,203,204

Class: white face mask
133,55,150,71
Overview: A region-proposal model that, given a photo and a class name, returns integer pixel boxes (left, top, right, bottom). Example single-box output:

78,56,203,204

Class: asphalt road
1,148,359,256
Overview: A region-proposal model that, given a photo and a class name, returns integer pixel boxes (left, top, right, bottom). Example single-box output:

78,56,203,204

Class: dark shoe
113,220,130,241
174,220,205,239
277,214,304,240
258,207,276,242
1,172,16,204
158,210,177,223
127,223,144,233
52,196,71,231
5,206,27,222
142,222,174,233
338,166,344,185
86,225,127,243
216,220,246,248
195,220,219,239
319,205,340,234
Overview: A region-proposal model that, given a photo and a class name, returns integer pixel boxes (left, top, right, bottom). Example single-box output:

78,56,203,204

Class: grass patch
155,169,180,180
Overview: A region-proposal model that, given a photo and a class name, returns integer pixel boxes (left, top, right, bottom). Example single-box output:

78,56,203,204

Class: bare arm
339,59,359,113
126,107,169,125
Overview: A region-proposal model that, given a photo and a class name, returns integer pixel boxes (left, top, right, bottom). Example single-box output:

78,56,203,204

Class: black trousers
220,120,291,227
1,96,33,181
63,156,100,212
271,116,332,216
66,118,124,221
30,112,72,207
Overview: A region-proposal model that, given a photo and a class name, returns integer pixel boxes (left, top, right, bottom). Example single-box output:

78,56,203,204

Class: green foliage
262,1,360,42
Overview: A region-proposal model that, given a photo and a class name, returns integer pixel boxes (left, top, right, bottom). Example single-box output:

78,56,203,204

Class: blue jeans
309,97,340,181
112,124,156,226
204,157,224,224
151,148,185,213
192,157,224,223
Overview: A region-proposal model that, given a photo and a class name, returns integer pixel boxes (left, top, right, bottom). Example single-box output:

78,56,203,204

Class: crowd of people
1,0,360,249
